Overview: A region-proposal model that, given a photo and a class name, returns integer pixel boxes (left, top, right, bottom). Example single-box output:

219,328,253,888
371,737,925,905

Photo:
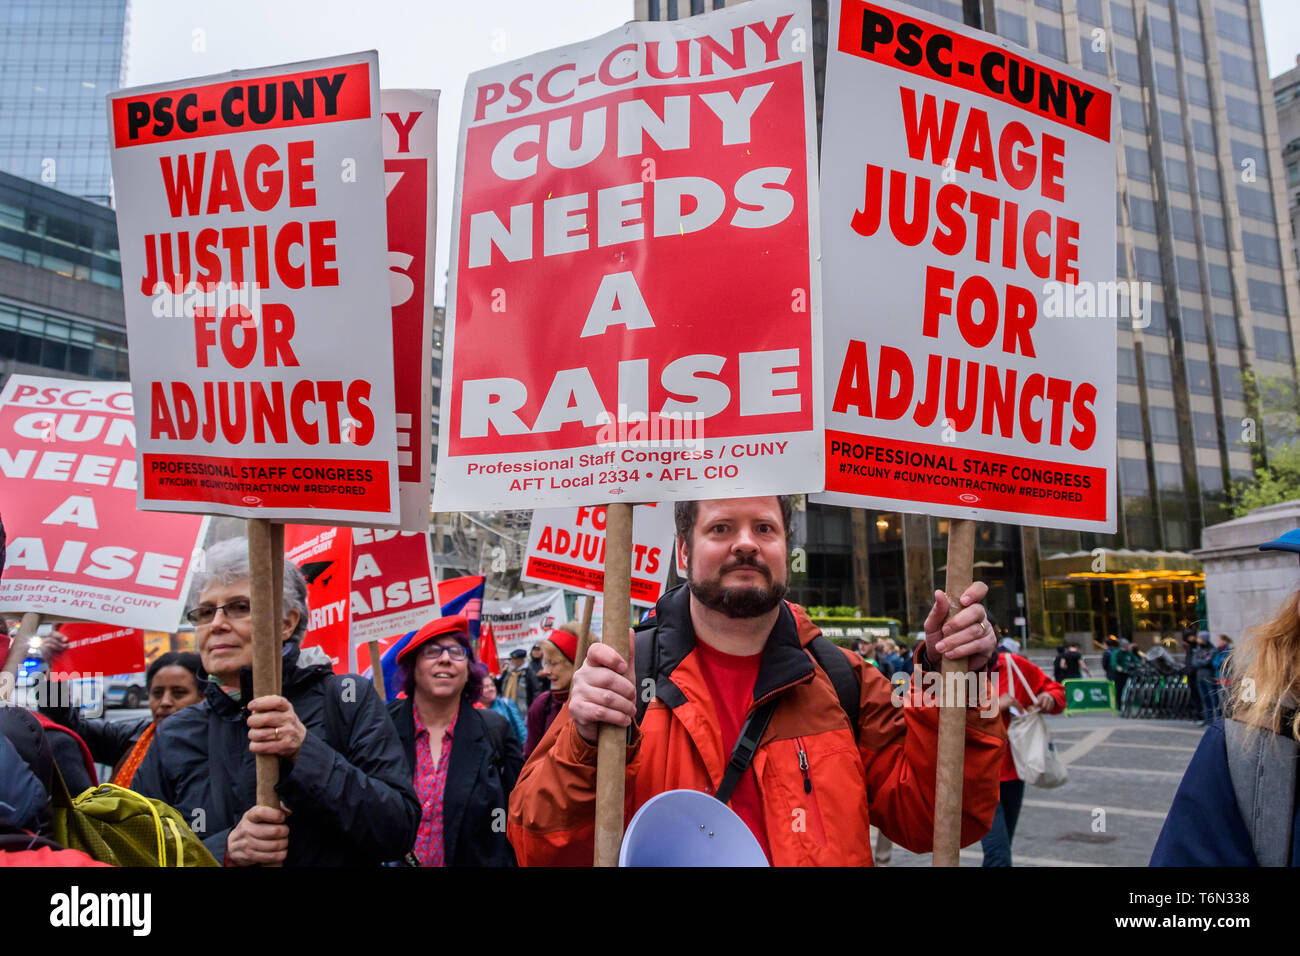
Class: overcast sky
124,0,1300,306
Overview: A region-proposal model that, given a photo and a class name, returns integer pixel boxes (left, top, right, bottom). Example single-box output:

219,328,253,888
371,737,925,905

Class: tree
1230,440,1300,516
1230,370,1300,516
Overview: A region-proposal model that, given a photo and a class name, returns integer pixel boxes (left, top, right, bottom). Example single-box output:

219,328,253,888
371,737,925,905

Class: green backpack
50,767,219,867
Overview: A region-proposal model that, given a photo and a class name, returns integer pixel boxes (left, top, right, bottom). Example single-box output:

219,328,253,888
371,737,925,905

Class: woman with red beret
387,614,522,867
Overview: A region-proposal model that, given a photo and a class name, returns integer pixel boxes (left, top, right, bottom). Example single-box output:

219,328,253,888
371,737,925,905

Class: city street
885,712,1203,867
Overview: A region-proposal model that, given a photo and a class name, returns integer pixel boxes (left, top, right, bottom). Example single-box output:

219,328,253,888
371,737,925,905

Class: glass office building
0,170,128,382
637,0,1300,645
0,0,130,206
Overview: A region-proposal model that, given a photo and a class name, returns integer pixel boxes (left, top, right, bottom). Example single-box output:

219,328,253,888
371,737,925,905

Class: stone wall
1195,500,1300,641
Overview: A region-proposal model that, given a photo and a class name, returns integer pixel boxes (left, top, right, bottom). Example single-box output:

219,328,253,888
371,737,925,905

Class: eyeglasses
186,598,252,626
419,643,468,662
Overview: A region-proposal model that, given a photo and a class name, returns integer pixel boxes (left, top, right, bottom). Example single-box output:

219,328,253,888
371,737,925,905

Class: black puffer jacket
132,643,419,866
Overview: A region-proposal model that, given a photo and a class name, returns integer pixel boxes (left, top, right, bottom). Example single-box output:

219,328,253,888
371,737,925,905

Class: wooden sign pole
932,517,975,867
368,641,387,699
575,594,596,668
593,501,633,867
0,611,42,702
247,518,281,816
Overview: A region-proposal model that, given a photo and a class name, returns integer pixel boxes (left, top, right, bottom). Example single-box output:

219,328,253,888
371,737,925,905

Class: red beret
397,614,471,663
546,628,578,663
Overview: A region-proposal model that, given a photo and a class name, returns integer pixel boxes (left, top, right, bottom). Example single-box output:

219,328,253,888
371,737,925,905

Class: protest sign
381,90,439,530
108,52,401,525
0,376,209,631
481,589,567,669
522,502,674,606
284,524,352,669
349,528,439,645
54,623,147,676
815,0,1116,532
433,0,823,512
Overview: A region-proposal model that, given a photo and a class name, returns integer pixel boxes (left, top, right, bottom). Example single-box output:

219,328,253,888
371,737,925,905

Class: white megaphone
619,789,769,867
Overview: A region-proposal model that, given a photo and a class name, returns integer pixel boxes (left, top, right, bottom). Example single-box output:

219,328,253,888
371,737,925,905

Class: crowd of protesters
5,500,1300,867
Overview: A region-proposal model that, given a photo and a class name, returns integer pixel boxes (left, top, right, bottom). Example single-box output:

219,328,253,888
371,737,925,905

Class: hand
998,693,1017,714
923,582,995,671
226,803,290,866
40,630,68,664
246,695,307,762
568,636,637,745
1034,692,1057,714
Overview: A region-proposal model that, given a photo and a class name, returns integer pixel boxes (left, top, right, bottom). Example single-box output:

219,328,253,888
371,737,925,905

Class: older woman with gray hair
132,537,419,866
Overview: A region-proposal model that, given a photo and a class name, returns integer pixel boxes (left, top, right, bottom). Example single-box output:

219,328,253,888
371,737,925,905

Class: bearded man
507,496,1006,866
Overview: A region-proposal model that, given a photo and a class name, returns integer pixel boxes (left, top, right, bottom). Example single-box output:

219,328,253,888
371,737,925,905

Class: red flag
478,620,500,676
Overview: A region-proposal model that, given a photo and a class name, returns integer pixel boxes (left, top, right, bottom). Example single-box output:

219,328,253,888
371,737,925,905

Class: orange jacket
507,589,1005,866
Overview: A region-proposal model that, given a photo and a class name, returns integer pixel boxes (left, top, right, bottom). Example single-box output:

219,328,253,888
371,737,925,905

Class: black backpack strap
809,635,860,731
715,698,778,806
633,620,659,725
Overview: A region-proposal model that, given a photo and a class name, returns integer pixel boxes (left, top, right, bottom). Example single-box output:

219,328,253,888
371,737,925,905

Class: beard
687,553,788,619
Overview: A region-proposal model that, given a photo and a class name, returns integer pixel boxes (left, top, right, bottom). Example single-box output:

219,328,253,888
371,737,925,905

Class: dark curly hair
396,627,488,705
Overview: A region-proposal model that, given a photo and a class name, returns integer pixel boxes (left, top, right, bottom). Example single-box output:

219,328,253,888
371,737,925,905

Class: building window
1219,51,1257,91
1202,214,1227,248
998,11,1028,46
1208,264,1233,298
1156,63,1180,98
1134,246,1162,281
1198,165,1221,198
1180,27,1205,62
1118,347,1138,383
1236,185,1275,223
1242,232,1281,267
1149,406,1180,443
1247,279,1287,316
1185,73,1210,107
1081,38,1108,74
1038,24,1066,62
1078,0,1104,25
1150,16,1175,51
1170,206,1196,241
1214,314,1240,350
1126,146,1150,180
1118,401,1145,439
1120,457,1150,494
1115,49,1141,84
1254,327,1295,362
1121,97,1147,132
1128,196,1157,232
1186,359,1214,395
1145,351,1173,388
1192,120,1216,154
1213,8,1252,46
1225,95,1263,133
1165,156,1190,190
1230,139,1269,178
1176,259,1202,293
1111,1,1137,38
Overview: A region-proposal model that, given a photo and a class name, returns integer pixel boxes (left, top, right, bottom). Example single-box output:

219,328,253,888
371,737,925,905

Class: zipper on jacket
796,736,811,794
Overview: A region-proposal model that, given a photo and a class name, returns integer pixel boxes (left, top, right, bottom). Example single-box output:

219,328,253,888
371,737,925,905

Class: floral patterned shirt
412,705,458,866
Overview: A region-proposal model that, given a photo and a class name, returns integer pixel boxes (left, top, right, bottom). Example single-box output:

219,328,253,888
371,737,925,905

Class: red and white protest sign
0,376,209,631
482,590,567,669
815,0,1116,532
284,524,352,669
108,52,401,525
53,623,147,676
522,503,675,607
349,528,439,645
381,90,439,530
433,0,824,512
285,524,439,671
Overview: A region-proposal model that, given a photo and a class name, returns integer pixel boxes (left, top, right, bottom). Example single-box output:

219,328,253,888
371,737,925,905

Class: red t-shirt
693,639,772,863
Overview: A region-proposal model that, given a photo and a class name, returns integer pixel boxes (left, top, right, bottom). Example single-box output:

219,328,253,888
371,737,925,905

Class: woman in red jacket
981,638,1066,866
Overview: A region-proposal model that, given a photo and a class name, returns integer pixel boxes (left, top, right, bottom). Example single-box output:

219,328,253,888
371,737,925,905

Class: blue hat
1259,529,1300,555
